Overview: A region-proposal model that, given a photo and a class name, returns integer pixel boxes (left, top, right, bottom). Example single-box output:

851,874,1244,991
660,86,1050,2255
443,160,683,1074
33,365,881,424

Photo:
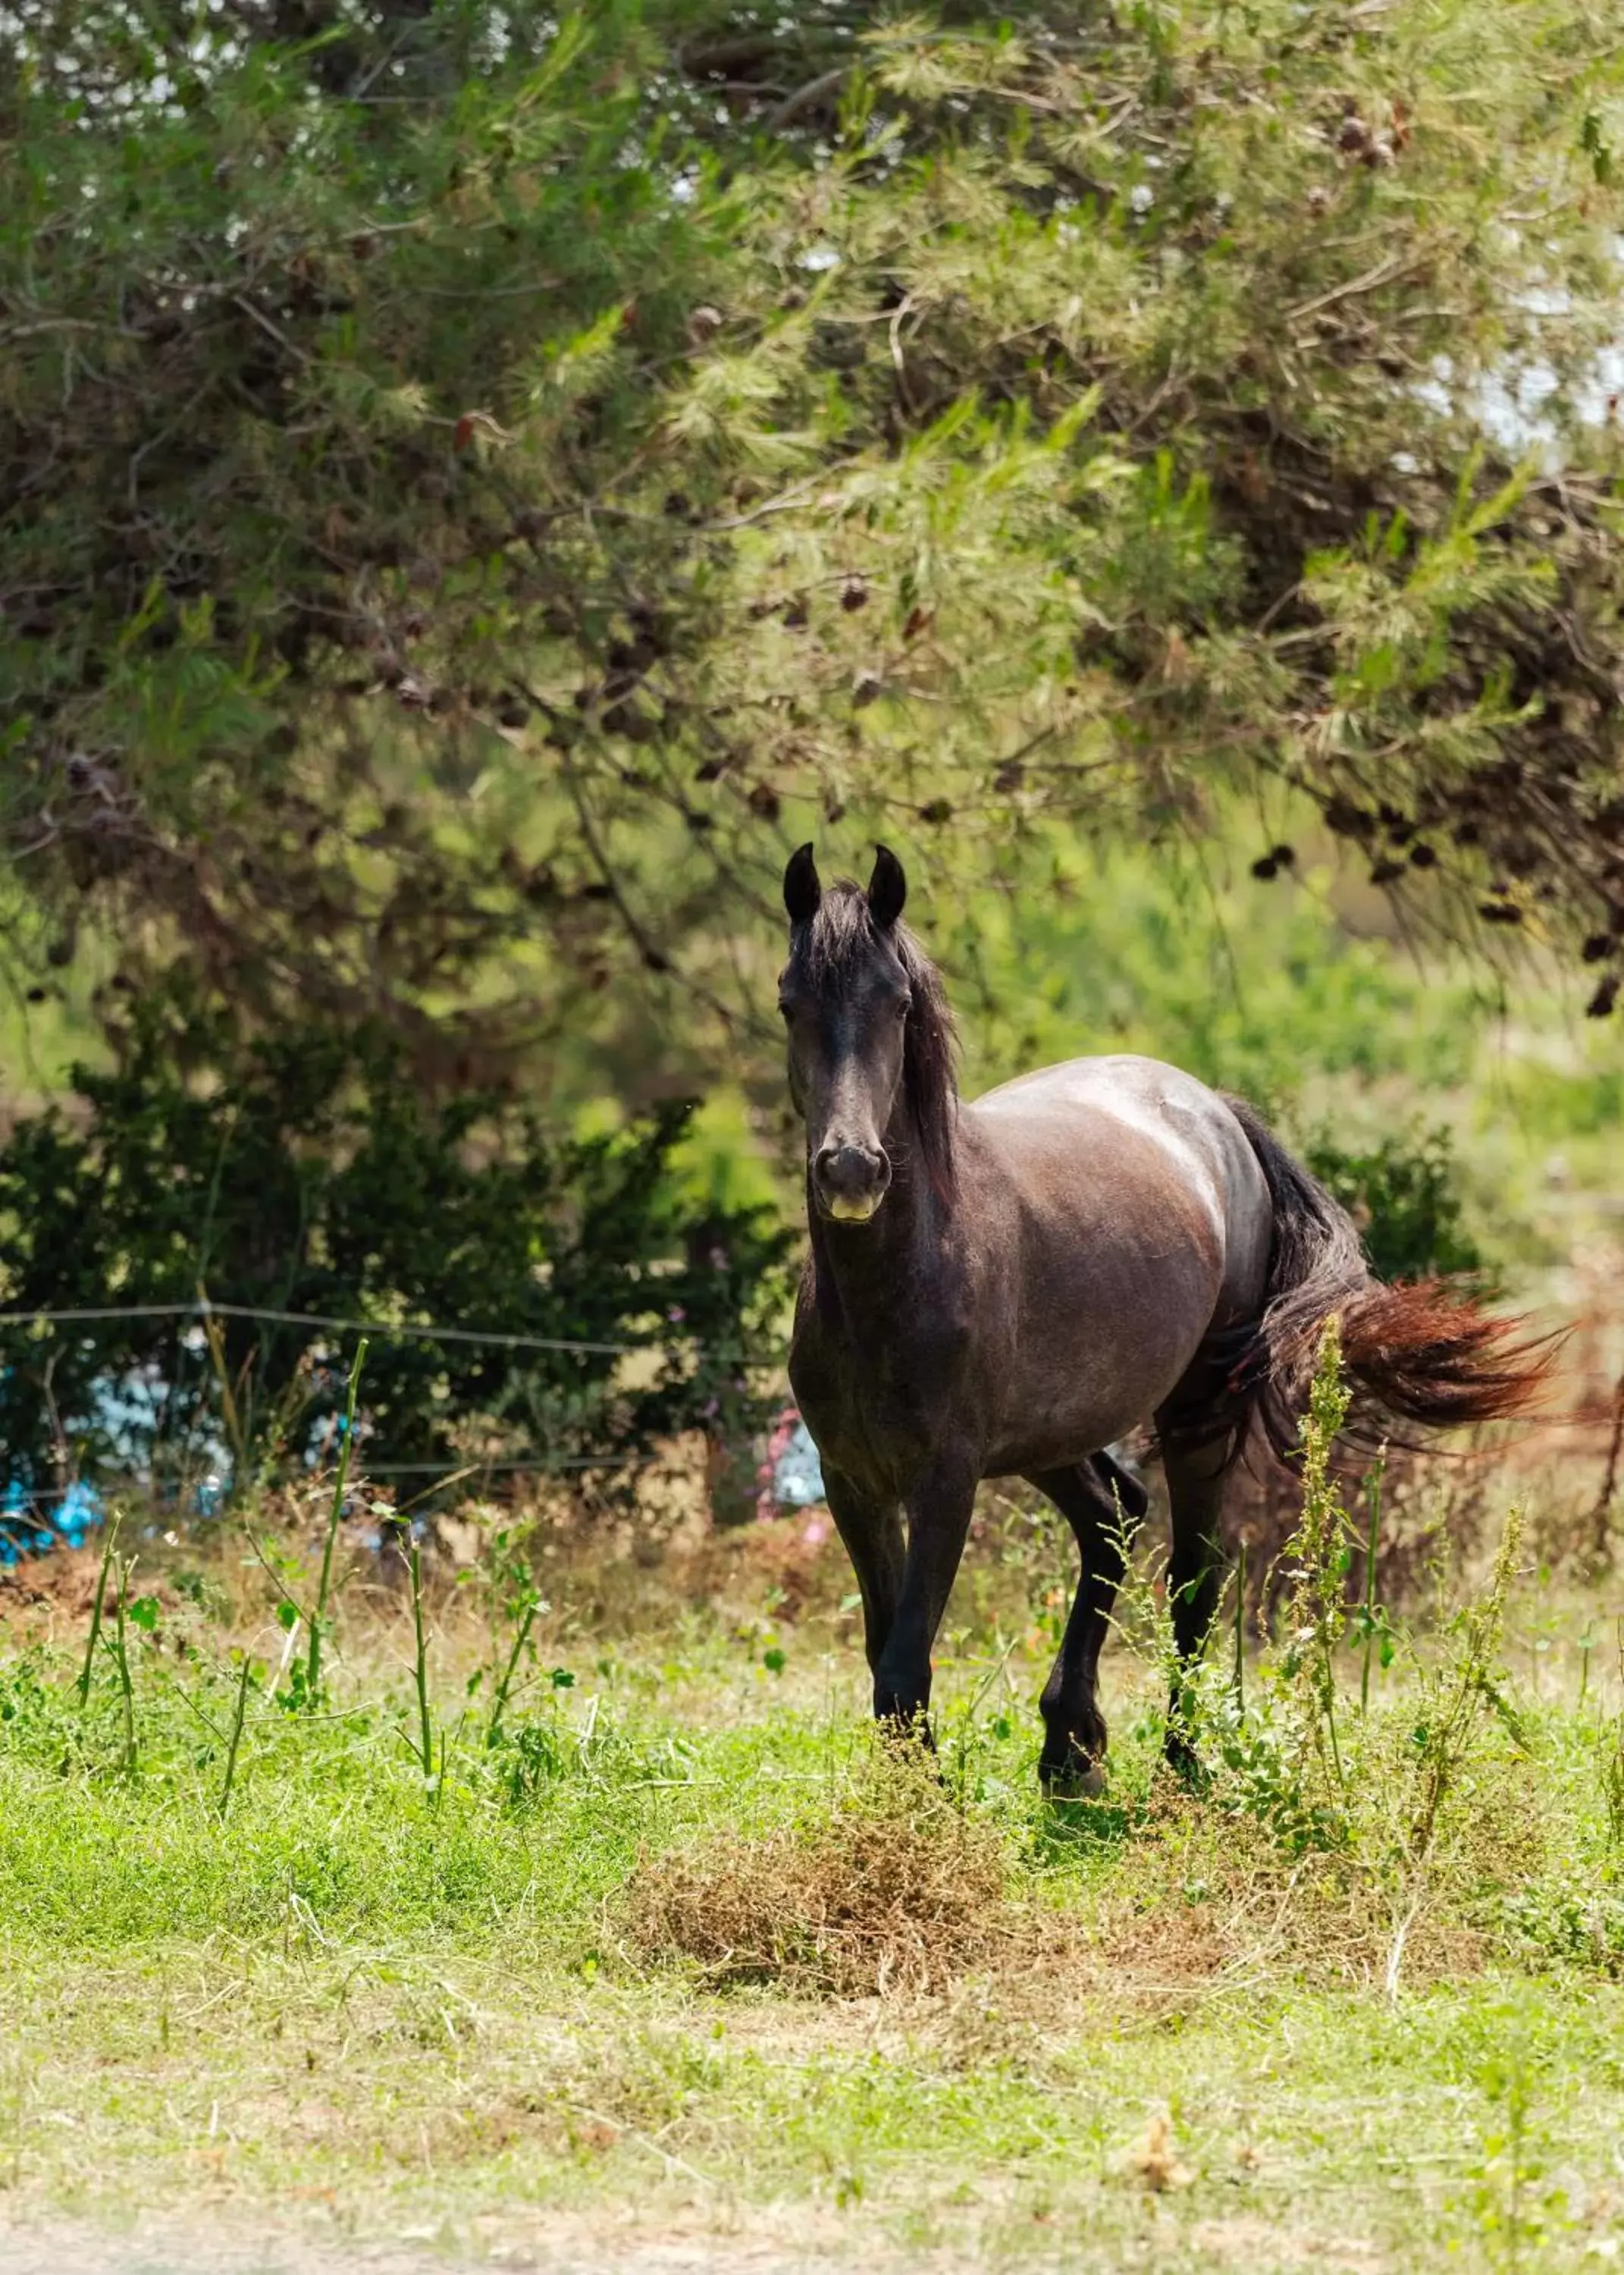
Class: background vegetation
5,0,1624,1075
5,4,1622,1489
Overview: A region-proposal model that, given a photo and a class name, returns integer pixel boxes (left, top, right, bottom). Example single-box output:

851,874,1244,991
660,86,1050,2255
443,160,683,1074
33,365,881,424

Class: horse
778,843,1554,1793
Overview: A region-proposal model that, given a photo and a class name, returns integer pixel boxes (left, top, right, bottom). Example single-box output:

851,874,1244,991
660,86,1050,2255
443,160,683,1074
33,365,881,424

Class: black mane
792,880,958,1204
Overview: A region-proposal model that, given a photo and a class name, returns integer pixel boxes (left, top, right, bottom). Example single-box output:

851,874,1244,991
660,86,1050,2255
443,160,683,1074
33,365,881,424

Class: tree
4,0,1622,1103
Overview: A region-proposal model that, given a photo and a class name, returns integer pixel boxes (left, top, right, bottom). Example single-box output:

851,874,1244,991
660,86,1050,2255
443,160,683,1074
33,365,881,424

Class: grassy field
2,1439,1622,2275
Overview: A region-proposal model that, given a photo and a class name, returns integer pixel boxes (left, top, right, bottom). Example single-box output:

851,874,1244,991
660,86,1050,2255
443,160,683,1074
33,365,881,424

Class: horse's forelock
795,883,958,1204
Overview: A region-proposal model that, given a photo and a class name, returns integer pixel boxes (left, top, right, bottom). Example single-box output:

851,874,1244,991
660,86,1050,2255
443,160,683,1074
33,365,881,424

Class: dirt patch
1189,2215,1386,2271
0,2208,878,2275
0,1541,106,1621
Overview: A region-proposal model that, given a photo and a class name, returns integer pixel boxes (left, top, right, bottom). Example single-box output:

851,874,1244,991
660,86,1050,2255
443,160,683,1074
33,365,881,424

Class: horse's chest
788,1323,952,1493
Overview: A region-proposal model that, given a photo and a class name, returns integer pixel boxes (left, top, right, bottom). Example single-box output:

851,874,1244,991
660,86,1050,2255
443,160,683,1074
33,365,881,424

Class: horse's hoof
1162,1737,1208,1791
1039,1755,1106,1801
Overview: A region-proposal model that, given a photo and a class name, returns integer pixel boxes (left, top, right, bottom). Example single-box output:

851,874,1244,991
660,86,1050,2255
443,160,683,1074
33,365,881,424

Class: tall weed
1108,1323,1543,1968
1604,1627,1624,1850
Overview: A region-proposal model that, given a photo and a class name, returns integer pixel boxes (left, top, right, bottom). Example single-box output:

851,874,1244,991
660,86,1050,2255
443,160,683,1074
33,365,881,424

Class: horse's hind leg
1155,1420,1239,1776
1027,1454,1149,1796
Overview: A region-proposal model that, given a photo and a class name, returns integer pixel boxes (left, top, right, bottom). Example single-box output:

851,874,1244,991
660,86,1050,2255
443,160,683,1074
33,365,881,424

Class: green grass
2,1509,1623,2271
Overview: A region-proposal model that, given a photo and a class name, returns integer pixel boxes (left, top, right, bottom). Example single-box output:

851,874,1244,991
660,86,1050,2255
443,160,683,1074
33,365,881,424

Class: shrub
0,1003,793,1518
1305,1122,1484,1285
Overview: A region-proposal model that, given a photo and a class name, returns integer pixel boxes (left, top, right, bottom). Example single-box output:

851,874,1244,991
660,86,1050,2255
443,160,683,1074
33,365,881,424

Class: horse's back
974,1050,1229,1130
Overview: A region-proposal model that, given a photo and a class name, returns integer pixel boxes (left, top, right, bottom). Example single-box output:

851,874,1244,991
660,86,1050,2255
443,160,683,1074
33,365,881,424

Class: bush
1305,1122,1484,1284
0,1005,793,1518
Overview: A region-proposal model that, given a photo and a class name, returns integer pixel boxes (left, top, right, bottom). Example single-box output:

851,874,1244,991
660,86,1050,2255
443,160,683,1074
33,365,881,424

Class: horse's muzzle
814,1143,892,1223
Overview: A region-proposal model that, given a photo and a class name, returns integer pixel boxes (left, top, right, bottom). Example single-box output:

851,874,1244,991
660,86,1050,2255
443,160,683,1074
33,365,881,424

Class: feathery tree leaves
4,0,1624,1098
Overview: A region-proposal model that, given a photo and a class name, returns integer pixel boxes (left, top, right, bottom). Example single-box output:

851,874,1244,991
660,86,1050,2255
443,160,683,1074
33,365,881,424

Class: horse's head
779,843,917,1225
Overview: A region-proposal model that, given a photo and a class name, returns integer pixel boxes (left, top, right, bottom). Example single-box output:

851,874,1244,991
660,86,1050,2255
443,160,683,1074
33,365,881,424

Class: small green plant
1456,2044,1570,2271
105,1557,159,1775
1102,1502,1185,1757
937,1633,1020,1810
1278,1320,1354,1800
467,1513,548,1748
1380,1503,1528,1997
1405,1505,1525,1872
218,1649,259,1818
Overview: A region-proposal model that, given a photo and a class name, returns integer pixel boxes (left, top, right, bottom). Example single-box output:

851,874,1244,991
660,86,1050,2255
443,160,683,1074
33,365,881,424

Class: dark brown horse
779,844,1553,1792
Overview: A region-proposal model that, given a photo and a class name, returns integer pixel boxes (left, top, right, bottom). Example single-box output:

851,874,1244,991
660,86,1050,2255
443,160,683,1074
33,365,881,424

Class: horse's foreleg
821,1466,905,1677
1028,1454,1149,1796
1158,1426,1237,1776
871,1457,978,1737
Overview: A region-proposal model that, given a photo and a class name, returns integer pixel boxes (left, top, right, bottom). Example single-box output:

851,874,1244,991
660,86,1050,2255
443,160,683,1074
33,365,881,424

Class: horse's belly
982,1315,1210,1473
975,1139,1230,1471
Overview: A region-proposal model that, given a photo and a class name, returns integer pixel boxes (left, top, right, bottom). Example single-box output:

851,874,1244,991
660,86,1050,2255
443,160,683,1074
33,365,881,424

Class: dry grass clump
1090,1789,1488,2000
622,1749,1012,1997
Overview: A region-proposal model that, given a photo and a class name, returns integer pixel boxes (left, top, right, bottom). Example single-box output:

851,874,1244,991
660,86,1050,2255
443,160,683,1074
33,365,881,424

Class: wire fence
0,1295,784,1523
0,1297,746,1360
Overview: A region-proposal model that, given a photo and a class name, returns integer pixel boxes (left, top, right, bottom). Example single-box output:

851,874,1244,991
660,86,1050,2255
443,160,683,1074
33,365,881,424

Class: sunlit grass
2,1494,1622,2267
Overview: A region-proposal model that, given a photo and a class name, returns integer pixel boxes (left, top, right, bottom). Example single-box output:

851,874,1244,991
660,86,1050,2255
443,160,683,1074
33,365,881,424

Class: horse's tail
1221,1096,1559,1461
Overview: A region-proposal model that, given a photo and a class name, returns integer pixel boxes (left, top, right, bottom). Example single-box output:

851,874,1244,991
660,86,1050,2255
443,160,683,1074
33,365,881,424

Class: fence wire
0,1298,703,1359
0,1295,780,1519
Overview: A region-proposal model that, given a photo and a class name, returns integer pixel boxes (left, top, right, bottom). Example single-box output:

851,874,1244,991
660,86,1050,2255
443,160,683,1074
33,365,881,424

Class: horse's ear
783,843,822,927
867,844,907,930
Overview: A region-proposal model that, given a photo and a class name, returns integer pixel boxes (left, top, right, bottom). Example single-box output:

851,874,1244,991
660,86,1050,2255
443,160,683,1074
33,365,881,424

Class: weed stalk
1359,1454,1385,1715
197,1285,249,1481
1604,1622,1624,1849
1284,1320,1353,1796
219,1650,256,1816
304,1337,368,1708
488,1589,541,1746
108,1557,137,1774
77,1508,121,1707
408,1537,436,1794
1409,1503,1524,1867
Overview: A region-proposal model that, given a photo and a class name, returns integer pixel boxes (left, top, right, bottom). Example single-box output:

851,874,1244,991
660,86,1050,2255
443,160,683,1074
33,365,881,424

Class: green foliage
1601,1638,1624,1849
4,0,1623,1098
0,1005,793,1498
1306,1124,1484,1282
943,832,1488,1100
